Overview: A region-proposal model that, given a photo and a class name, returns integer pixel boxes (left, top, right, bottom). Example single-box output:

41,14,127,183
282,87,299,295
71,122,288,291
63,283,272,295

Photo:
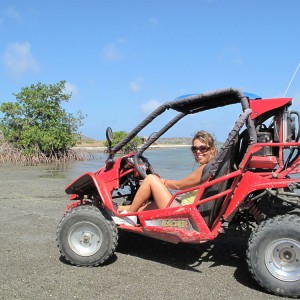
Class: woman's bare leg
127,174,172,212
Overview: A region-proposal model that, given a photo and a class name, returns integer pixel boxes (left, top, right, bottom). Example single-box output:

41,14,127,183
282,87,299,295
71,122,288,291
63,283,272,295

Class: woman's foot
111,210,137,226
117,205,131,212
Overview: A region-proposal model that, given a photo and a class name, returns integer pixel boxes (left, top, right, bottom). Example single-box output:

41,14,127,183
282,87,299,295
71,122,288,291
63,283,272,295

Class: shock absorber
248,201,266,223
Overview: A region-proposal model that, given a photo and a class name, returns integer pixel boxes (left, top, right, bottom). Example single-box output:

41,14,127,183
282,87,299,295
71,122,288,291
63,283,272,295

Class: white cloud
291,90,300,106
148,17,159,26
129,78,143,93
102,38,127,62
64,81,80,98
86,79,98,87
218,46,243,66
116,38,127,44
140,99,161,114
4,7,22,22
3,41,40,79
102,44,123,62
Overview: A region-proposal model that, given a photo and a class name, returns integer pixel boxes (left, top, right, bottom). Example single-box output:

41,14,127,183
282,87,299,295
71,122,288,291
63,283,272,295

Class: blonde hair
192,130,217,160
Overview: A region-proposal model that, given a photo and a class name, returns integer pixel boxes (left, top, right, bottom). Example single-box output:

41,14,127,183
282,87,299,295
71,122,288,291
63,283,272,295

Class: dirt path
0,164,290,300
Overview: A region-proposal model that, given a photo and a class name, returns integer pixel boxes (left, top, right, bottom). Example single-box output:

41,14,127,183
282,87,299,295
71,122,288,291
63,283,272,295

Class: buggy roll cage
108,88,257,160
107,87,299,181
107,88,259,179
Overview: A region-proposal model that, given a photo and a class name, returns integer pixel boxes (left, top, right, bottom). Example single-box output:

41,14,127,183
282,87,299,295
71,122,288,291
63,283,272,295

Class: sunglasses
191,145,211,153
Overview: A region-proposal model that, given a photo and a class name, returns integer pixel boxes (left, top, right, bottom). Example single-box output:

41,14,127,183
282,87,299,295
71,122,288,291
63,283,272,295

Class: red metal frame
249,98,292,119
63,96,300,244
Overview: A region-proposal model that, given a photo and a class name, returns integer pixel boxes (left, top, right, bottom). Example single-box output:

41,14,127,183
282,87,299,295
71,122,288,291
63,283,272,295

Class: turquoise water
43,147,197,180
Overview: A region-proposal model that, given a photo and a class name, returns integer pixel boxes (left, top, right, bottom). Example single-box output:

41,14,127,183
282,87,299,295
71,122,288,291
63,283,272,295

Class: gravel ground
0,164,292,300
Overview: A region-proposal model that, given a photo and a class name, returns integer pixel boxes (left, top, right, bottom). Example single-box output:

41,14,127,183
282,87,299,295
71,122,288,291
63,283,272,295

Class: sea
42,147,197,181
41,146,300,183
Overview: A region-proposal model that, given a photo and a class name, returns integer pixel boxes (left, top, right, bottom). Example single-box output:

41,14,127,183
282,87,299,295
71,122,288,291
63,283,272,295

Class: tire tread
247,214,300,298
56,205,118,267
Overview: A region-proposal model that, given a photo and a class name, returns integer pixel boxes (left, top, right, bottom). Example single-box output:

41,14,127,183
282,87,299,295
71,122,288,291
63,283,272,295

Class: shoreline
73,144,191,152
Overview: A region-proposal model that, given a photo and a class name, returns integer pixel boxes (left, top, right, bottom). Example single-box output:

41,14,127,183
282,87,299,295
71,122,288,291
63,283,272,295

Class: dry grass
77,140,105,147
0,142,93,165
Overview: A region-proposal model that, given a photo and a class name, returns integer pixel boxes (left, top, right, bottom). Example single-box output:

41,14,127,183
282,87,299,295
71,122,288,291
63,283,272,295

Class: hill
77,136,223,147
157,137,191,145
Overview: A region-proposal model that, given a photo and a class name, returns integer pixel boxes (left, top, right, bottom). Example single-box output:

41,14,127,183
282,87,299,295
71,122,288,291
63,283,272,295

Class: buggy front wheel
247,215,300,297
56,205,118,266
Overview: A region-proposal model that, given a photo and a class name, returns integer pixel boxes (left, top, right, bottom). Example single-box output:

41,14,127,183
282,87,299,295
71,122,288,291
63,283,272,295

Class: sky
1,0,300,142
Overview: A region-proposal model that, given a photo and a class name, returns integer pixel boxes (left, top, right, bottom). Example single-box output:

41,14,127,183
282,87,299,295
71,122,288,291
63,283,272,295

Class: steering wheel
133,153,155,179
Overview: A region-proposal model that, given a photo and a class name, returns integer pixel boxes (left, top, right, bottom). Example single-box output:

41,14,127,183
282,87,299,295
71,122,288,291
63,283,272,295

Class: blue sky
1,0,300,142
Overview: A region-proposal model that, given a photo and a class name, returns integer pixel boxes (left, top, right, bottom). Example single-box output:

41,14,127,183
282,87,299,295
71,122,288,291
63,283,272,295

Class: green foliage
104,130,142,153
0,81,85,156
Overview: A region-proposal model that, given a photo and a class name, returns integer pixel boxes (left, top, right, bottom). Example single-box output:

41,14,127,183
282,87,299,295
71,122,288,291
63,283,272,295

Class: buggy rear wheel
247,215,300,297
56,205,118,266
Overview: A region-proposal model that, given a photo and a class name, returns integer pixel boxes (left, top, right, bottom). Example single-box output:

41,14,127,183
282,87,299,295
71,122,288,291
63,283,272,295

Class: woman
114,130,217,226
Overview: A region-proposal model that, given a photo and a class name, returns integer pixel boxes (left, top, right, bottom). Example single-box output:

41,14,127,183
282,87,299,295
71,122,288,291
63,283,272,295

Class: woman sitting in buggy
113,130,217,226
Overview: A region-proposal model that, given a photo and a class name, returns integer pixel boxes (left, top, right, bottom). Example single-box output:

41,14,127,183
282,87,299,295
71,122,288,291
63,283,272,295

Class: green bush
104,130,142,153
0,80,85,156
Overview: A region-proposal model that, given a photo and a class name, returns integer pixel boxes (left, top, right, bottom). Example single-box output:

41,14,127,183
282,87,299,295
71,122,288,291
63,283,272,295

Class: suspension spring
248,201,266,223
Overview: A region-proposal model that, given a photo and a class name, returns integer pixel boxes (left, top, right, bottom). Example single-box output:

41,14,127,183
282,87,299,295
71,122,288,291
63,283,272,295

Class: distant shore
73,144,191,152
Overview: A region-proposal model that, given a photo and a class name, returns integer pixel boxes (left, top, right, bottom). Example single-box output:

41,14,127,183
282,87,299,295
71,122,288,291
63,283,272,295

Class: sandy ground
0,163,291,300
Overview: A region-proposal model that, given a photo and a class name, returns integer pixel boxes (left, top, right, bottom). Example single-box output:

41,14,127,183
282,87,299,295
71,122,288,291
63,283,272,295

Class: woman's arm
163,164,207,190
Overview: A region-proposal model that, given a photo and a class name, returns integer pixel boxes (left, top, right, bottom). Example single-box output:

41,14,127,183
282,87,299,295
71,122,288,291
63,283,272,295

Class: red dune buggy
57,88,300,298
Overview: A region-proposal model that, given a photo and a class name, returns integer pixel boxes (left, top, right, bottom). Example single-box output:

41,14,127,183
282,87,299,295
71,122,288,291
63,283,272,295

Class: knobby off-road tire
247,215,300,298
56,205,118,266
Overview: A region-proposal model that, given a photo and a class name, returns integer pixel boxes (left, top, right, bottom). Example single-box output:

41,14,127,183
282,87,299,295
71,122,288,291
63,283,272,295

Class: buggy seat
198,109,253,228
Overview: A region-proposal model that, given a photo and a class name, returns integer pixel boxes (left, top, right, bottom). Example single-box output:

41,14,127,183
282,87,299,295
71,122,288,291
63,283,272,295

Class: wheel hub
265,238,300,281
279,248,296,263
81,232,92,244
68,222,103,257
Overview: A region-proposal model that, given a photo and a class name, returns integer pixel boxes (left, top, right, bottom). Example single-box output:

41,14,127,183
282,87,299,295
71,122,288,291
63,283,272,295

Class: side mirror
105,127,115,167
106,127,113,152
106,127,113,143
